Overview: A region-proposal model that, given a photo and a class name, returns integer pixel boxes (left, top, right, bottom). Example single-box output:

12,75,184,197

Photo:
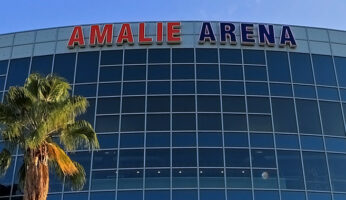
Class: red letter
139,23,153,45
116,23,134,45
167,22,181,44
90,24,113,46
157,22,163,44
67,26,85,49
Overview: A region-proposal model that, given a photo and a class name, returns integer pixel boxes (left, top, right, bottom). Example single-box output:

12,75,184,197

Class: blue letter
258,24,275,47
220,23,236,45
241,23,255,45
280,26,297,48
199,22,216,44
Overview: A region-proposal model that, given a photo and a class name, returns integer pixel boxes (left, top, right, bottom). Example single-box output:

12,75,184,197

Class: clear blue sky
1,0,345,34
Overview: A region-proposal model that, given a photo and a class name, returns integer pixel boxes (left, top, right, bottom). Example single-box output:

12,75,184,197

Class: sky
0,0,346,34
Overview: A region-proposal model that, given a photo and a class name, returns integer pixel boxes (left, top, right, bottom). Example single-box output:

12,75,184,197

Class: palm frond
60,120,99,151
0,149,12,176
46,142,78,176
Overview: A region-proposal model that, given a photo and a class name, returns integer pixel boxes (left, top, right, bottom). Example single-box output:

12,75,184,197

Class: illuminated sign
67,22,296,49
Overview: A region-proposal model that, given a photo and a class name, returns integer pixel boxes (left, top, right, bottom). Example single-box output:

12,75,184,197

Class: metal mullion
115,49,125,200
241,48,255,200
169,47,173,200
264,50,282,200
194,48,200,200
142,48,148,200
306,29,334,198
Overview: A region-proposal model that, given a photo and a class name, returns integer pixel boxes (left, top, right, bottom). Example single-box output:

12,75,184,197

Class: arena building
1,21,346,200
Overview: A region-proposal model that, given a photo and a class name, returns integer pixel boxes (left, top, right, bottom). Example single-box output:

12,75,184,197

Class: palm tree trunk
23,152,49,200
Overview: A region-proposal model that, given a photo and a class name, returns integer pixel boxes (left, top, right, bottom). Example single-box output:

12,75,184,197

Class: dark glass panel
328,153,346,192
270,83,293,97
222,81,244,95
172,168,198,188
95,115,119,132
53,53,75,83
77,98,95,124
223,114,247,131
318,86,339,100
224,132,248,147
197,64,219,79
220,49,242,64
198,113,222,130
312,55,337,86
253,169,278,188
146,132,170,147
148,48,170,63
199,148,223,167
0,60,8,75
277,150,304,189
145,190,170,200
148,64,170,80
90,192,115,200
247,97,270,113
122,96,145,113
172,114,196,130
172,48,194,63
245,65,267,81
320,101,345,136
296,100,322,134
147,114,170,131
172,148,197,167
147,96,170,112
197,96,221,112
101,50,123,65
222,96,246,112
199,168,225,188
121,114,145,131
294,85,316,99
334,56,346,87
198,132,222,147
93,150,117,169
200,190,225,200
146,149,170,167
275,134,299,149
307,193,331,200
303,152,330,190
172,64,195,79
74,84,96,97
172,81,195,94
271,98,297,132
117,191,142,200
119,149,144,168
197,81,220,94
99,66,122,82
248,115,272,132
97,134,118,149
227,190,252,200
301,135,324,151
254,190,279,200
221,65,243,80
123,65,146,81
290,52,314,84
226,169,251,188
98,83,121,96
63,193,88,200
6,57,30,89
97,97,120,114
243,50,265,64
172,96,195,112
147,81,170,94
173,190,198,200
91,170,116,190
172,132,196,147
281,191,305,200
124,49,146,64
120,133,144,148
75,51,99,83
251,149,276,168
117,170,143,189
31,55,52,75
267,51,291,82
250,133,274,148
225,149,250,167
145,169,170,189
246,82,268,95
123,82,145,95
196,48,218,63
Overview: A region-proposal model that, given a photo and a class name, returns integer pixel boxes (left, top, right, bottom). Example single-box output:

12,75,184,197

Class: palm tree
0,73,99,200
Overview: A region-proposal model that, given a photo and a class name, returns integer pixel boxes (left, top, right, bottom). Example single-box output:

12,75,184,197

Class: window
296,100,322,134
173,132,196,147
227,190,252,200
250,133,274,148
117,170,143,189
93,150,117,169
245,65,267,81
225,149,250,167
318,87,339,101
301,135,324,151
78,98,95,124
122,97,145,113
172,81,195,94
91,170,116,190
63,193,88,200
123,65,146,81
290,52,314,84
198,132,222,147
31,55,52,75
281,191,306,200
172,114,196,130
148,48,170,63
270,83,293,97
119,149,144,168
319,101,345,136
198,113,222,130
74,84,96,97
172,96,195,112
146,132,170,147
197,81,220,94
328,153,346,192
121,115,145,131
251,149,276,168
172,48,194,63
147,114,170,131
197,64,219,79
146,149,170,167
199,168,225,188
254,191,279,200
294,85,316,99
173,190,198,200
148,65,170,80
172,148,197,167
99,66,122,82
124,49,146,64
277,150,304,189
253,169,278,189
117,191,142,200
267,51,291,82
145,169,170,189
172,169,197,188
147,96,170,112
6,57,30,89
0,60,8,75
312,55,337,86
275,134,299,149
147,81,170,94
246,82,268,95
303,152,330,191
90,192,115,200
120,133,144,148
221,65,243,80
200,190,225,200
325,137,346,153
334,56,346,87
248,115,272,132
97,97,120,114
97,134,118,149
123,82,145,95
307,193,331,200
145,190,170,200
224,132,248,147
197,96,221,112
222,96,246,112
247,97,270,113
172,64,195,79
222,81,244,95
227,170,252,189
199,148,224,167
98,83,121,96
220,49,242,64
243,50,265,64
271,98,297,133
53,53,76,83
196,48,218,63
75,51,99,83
95,115,119,132
223,114,247,131
101,50,123,65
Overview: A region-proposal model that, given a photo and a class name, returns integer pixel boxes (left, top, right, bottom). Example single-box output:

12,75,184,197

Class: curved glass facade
1,22,346,200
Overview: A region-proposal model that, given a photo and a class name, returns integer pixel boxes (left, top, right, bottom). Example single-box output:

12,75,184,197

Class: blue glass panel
313,55,337,86
246,82,268,95
53,53,75,83
222,96,246,112
253,169,278,189
301,135,324,150
224,132,248,147
328,153,346,192
117,191,142,200
146,132,170,147
63,193,88,200
222,81,244,95
326,137,346,153
75,51,99,83
145,169,170,189
318,87,339,100
121,114,145,131
172,81,195,94
199,148,224,167
93,150,117,169
294,85,316,98
200,190,226,200
173,132,196,147
197,81,220,94
197,96,221,112
78,98,95,124
245,65,267,81
199,168,225,188
90,192,115,200
334,194,346,200
243,50,265,65
221,65,243,80
198,113,222,130
172,148,197,167
119,149,144,168
172,168,198,188
120,133,144,148
250,133,274,148
98,134,118,149
248,115,272,132
223,114,247,131
99,66,122,82
172,114,196,130
334,56,346,87
123,82,145,95
227,190,252,200
124,49,146,64
303,152,330,190
148,48,170,63
225,149,250,167
95,115,119,132
118,170,143,189
146,149,170,167
98,83,121,96
247,97,270,113
147,81,170,94
123,65,146,81
172,96,195,112
31,55,52,75
122,96,145,113
275,134,299,149
6,57,30,89
172,48,194,63
220,49,242,64
197,64,219,79
296,99,322,134
251,149,276,168
270,83,293,97
172,64,195,79
272,98,297,132
290,52,314,84
281,191,305,200
147,96,170,112
148,64,170,80
196,48,218,63
340,89,346,101
97,97,120,114
226,169,251,188
199,132,222,147
320,101,345,136
267,51,291,82
254,190,279,200
91,170,116,190
277,150,304,189
173,190,198,200
101,50,123,65
0,60,8,75
307,192,331,200
74,84,96,97
145,190,170,200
